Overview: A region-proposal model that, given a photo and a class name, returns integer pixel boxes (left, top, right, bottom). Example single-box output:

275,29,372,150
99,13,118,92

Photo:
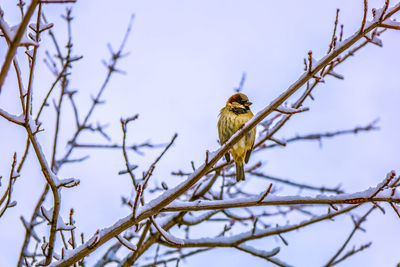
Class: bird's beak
246,101,252,106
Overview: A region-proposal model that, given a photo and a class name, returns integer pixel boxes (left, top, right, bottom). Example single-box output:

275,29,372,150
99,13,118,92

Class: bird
218,93,256,181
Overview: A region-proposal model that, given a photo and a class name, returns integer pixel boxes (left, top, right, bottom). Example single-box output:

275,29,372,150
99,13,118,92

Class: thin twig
360,0,368,33
257,183,273,203
48,3,400,265
0,153,18,217
0,0,40,92
324,206,375,266
249,172,343,194
121,115,139,187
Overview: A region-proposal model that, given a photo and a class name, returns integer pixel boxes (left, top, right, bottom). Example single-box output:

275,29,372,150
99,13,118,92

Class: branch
40,0,77,3
236,245,291,267
116,235,137,251
234,72,247,92
150,217,185,246
0,108,24,125
275,106,309,115
181,210,219,225
47,2,400,264
57,14,135,171
257,183,273,203
158,205,358,248
0,153,19,217
122,220,151,266
161,171,397,212
0,0,39,92
120,115,139,187
330,242,372,266
119,133,178,176
27,129,62,265
70,141,164,152
17,10,132,264
138,248,212,267
261,119,379,150
249,172,344,194
324,206,376,266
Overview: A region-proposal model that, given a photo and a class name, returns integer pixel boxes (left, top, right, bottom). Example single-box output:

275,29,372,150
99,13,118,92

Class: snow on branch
181,210,219,225
41,206,75,231
0,15,39,47
235,245,292,266
159,205,357,248
29,21,54,33
275,105,309,115
0,0,40,93
381,18,400,29
39,0,77,3
162,171,398,212
150,217,185,246
40,2,400,266
116,235,137,251
54,177,80,188
236,244,280,259
133,1,400,224
20,216,40,242
0,108,25,125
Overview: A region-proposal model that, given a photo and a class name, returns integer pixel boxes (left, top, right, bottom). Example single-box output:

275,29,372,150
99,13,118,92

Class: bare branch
257,183,273,203
234,72,247,92
47,3,400,262
330,242,372,266
0,0,39,92
150,217,184,246
116,235,136,251
324,206,375,266
159,206,359,248
360,0,368,33
0,153,19,217
249,172,344,194
236,245,291,267
121,114,139,187
1,2,397,266
261,119,379,150
161,171,397,212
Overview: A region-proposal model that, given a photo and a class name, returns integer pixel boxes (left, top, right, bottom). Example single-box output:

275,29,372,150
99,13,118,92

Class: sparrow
218,93,256,181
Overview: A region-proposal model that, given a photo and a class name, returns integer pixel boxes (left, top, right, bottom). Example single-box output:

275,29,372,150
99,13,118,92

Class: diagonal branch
0,0,39,92
236,245,291,267
0,153,19,217
161,171,397,212
324,206,375,266
48,3,400,265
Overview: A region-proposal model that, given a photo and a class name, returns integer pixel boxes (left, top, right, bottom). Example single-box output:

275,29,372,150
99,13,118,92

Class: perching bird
218,93,256,181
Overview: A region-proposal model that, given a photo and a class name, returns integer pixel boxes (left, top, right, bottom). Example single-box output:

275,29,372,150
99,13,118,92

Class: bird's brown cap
227,93,251,105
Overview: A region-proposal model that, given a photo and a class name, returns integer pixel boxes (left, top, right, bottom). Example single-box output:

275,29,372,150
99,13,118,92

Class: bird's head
226,93,252,111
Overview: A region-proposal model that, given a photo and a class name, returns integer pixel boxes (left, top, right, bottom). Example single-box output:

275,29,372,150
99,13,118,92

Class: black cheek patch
231,107,247,115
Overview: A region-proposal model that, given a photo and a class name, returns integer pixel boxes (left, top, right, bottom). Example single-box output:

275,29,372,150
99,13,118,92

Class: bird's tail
235,161,245,182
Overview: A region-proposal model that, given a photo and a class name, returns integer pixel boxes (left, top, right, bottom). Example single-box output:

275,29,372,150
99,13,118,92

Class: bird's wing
218,108,234,162
244,148,252,164
218,108,233,144
244,126,257,164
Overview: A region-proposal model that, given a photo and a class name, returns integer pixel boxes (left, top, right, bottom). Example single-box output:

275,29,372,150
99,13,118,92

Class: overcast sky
1,0,400,266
